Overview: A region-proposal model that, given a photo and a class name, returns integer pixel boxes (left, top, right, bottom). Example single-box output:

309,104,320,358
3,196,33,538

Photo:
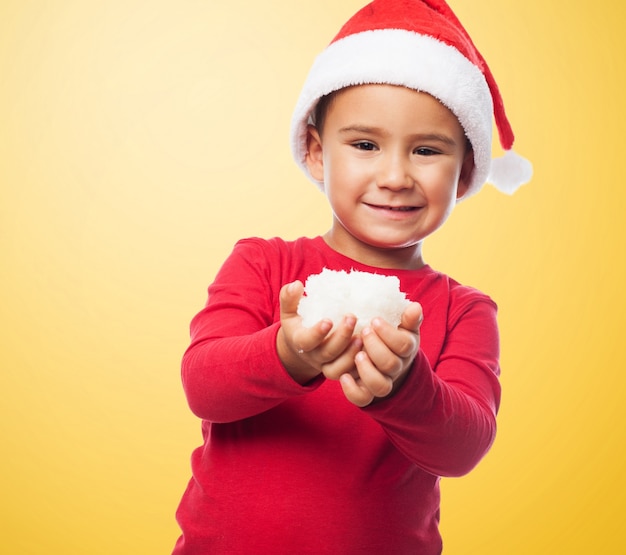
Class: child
172,0,531,553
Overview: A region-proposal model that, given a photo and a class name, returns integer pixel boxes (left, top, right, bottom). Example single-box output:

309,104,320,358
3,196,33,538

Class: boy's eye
414,147,439,156
352,141,377,151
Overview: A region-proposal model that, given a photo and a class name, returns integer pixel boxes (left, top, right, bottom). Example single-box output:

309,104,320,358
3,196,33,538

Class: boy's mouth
385,206,416,212
367,203,419,212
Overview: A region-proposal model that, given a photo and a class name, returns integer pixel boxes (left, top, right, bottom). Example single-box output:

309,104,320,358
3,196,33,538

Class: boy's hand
338,302,423,407
277,281,363,385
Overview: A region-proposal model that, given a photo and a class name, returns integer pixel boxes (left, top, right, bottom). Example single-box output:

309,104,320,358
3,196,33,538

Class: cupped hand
277,280,362,385
339,302,423,407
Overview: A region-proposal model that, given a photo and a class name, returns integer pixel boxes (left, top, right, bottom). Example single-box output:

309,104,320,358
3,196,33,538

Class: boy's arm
181,240,323,423
363,297,501,478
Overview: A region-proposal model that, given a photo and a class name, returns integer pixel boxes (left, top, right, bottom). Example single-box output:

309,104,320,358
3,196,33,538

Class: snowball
297,268,411,334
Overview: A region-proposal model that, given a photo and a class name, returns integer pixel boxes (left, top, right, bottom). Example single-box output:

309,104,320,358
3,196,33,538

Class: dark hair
312,92,337,135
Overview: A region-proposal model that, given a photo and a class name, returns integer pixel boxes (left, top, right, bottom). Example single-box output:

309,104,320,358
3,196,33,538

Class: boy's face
306,84,473,269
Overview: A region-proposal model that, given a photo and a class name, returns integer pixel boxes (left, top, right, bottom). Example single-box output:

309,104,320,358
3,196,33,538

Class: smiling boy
173,1,531,553
307,85,473,269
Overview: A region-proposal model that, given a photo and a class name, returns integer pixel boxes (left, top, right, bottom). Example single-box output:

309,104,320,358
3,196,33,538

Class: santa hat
290,0,532,197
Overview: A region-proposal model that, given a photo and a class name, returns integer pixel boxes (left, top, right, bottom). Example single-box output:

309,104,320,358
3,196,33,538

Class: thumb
401,302,423,334
279,280,304,319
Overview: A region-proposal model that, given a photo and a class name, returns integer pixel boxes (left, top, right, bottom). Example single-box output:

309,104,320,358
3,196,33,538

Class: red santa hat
290,0,532,197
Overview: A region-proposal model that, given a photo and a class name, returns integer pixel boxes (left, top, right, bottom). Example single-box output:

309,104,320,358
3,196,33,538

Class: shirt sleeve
181,239,323,423
364,293,501,478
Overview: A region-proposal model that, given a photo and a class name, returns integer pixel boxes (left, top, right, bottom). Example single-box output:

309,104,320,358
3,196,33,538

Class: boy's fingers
321,335,362,380
320,313,356,351
339,373,375,408
361,325,402,375
355,350,394,397
293,319,333,354
300,314,354,363
365,303,422,361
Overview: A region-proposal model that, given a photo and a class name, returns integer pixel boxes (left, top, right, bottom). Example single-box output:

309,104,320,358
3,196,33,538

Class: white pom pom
488,150,533,194
297,268,411,334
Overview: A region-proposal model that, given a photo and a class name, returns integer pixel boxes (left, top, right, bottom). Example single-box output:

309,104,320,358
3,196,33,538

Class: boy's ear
305,125,324,182
456,149,475,200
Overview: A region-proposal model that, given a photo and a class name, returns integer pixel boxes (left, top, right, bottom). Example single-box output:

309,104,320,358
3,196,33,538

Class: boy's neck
322,230,426,271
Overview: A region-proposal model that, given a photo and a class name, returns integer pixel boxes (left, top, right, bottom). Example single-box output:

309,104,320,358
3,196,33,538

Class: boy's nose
376,153,414,190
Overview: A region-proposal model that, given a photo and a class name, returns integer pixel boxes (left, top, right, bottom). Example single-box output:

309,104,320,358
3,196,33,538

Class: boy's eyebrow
338,125,385,134
338,125,458,146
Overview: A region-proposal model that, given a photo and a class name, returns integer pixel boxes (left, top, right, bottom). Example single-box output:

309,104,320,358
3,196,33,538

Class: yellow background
1,1,624,553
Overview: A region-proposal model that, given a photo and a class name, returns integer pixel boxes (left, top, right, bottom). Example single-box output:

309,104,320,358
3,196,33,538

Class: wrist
276,327,321,385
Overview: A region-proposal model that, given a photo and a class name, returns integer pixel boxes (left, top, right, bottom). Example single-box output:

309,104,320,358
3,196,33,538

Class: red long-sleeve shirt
173,236,500,555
